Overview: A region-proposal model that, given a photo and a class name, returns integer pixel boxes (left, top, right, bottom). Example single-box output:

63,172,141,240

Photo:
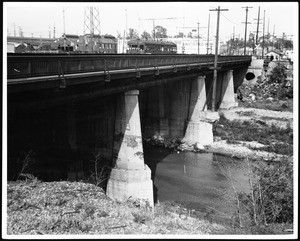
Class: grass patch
260,116,291,122
214,116,293,155
239,99,293,112
235,111,255,116
6,180,228,235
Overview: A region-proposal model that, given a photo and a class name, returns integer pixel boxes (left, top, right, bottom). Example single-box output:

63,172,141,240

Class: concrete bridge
7,53,252,207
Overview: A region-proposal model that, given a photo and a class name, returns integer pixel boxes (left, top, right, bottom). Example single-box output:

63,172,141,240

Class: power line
139,17,183,40
220,12,241,25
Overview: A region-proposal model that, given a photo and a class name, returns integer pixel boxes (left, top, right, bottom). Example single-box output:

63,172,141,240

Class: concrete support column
183,76,219,146
107,90,153,206
158,84,169,137
219,70,238,109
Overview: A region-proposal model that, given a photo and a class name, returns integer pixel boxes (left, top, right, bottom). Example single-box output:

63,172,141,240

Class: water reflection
144,145,251,223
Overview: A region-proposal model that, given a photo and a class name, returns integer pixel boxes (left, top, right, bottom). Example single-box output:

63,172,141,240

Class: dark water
144,145,252,224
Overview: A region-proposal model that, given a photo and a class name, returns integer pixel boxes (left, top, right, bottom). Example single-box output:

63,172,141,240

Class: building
52,34,118,53
265,50,283,61
7,42,15,53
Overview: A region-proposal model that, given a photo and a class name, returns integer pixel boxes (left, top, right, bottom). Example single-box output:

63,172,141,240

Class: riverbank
145,98,294,162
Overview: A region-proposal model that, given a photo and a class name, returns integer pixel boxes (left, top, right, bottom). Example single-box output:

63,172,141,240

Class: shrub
239,157,293,225
238,62,292,100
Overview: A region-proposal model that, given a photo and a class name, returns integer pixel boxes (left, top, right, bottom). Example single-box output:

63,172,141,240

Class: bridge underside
8,65,248,205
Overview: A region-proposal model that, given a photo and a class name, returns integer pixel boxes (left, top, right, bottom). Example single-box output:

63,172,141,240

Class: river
144,145,253,224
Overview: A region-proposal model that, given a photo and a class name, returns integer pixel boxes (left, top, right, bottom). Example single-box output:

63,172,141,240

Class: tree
141,31,151,40
116,31,122,39
187,32,193,38
127,28,139,40
153,25,167,39
283,39,293,49
175,32,184,38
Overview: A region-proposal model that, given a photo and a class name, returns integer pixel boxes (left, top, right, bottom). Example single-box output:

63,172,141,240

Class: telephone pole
242,6,252,55
206,13,210,54
255,6,261,45
53,22,56,38
254,6,262,55
197,22,200,54
262,10,265,58
210,6,229,111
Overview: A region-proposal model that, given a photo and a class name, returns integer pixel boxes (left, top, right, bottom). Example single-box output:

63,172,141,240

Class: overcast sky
4,2,298,41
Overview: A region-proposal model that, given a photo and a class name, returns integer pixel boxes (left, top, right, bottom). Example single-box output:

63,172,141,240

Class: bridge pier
183,76,219,146
106,90,154,207
219,70,238,109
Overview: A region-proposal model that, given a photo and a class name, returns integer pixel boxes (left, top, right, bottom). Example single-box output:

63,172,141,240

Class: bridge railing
7,54,251,79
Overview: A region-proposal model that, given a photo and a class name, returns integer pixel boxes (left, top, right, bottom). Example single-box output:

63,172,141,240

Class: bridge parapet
7,53,251,80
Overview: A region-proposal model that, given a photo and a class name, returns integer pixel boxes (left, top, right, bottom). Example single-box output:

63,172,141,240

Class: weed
132,211,152,224
88,153,111,189
15,150,36,181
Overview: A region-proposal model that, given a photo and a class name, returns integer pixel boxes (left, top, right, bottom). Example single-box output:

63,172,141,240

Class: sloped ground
6,180,227,236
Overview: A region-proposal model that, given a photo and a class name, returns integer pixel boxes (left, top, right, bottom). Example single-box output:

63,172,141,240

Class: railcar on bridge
127,39,177,54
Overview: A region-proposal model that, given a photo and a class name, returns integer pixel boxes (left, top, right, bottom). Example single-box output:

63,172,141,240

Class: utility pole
242,6,252,55
207,13,210,54
254,6,262,56
18,26,22,37
252,32,255,54
232,26,235,54
255,6,261,45
63,7,67,51
282,32,285,51
197,22,200,54
262,10,265,58
125,8,128,39
53,22,56,38
267,18,269,52
210,6,229,111
122,9,127,53
272,25,275,50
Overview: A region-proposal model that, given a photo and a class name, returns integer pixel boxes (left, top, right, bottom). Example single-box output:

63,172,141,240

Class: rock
249,93,256,101
194,142,205,151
